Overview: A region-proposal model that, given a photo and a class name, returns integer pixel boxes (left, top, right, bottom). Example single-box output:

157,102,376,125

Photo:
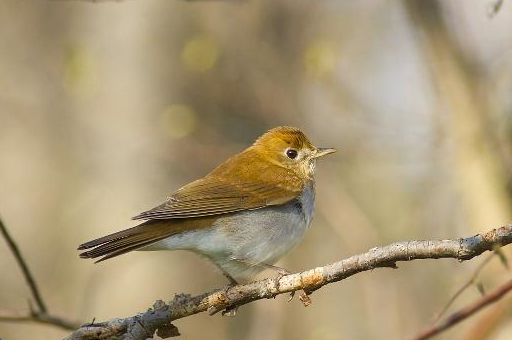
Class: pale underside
142,184,315,279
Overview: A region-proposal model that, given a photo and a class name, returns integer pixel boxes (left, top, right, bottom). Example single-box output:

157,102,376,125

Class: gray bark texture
64,224,512,340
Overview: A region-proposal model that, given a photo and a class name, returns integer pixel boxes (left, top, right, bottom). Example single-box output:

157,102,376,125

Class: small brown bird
79,126,336,284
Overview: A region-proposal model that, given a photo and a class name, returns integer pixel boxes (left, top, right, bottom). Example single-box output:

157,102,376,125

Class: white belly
144,183,315,279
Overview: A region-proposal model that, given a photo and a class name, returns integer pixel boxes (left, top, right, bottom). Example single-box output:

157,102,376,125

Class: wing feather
133,150,304,220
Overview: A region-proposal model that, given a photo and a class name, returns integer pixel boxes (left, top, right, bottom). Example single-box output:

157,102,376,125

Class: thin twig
430,253,495,324
63,223,512,340
488,0,504,18
0,216,80,331
0,310,80,330
0,216,47,313
408,276,512,340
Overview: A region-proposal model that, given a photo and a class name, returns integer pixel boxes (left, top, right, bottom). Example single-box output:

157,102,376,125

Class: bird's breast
209,182,316,272
144,182,316,279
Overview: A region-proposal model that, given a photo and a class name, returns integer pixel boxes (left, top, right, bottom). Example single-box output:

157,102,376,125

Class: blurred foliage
303,41,337,78
181,35,219,73
64,44,98,95
160,104,198,139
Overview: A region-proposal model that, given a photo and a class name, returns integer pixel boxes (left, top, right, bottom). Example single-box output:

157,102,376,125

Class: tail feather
78,221,177,262
87,238,169,263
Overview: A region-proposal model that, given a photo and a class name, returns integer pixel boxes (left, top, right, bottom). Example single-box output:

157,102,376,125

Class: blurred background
1,0,512,339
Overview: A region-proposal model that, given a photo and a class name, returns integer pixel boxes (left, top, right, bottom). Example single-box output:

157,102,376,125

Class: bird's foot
221,305,238,317
220,280,239,317
207,286,239,317
299,291,312,306
267,267,312,305
265,265,296,302
206,273,240,316
287,290,295,302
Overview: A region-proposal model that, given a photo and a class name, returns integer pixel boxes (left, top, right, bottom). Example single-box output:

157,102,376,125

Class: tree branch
0,310,80,331
0,216,47,313
408,276,512,340
0,216,81,331
430,252,496,325
63,223,512,340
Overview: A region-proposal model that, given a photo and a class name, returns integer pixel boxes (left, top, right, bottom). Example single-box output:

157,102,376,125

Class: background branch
0,216,80,331
409,276,512,340
430,253,496,324
63,223,512,340
0,216,47,313
0,310,80,331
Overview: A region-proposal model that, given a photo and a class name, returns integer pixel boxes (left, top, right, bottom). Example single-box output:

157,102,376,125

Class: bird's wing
133,148,305,220
132,175,302,220
79,148,306,262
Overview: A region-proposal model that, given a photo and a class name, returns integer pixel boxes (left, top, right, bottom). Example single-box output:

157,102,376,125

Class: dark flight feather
78,218,214,262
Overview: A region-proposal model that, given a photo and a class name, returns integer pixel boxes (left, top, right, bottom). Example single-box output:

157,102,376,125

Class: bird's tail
78,221,176,263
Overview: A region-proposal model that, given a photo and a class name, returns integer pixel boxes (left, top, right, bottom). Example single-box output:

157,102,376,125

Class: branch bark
63,223,512,340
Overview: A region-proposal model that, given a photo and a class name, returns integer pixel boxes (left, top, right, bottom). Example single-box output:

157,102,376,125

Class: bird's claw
299,292,312,307
221,306,238,317
287,291,295,302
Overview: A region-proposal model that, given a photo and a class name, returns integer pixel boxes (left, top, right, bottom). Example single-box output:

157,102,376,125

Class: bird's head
252,126,336,179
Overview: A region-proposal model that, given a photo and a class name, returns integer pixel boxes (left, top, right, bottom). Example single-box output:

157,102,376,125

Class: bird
78,126,336,285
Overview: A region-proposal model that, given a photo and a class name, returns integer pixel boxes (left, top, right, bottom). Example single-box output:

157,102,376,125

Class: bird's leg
223,272,239,286
260,263,292,277
219,272,239,317
259,263,296,301
232,258,293,277
252,263,313,305
222,305,238,317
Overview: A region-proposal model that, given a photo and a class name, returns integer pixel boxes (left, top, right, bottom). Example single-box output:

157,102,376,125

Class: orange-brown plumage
132,127,312,220
78,126,336,270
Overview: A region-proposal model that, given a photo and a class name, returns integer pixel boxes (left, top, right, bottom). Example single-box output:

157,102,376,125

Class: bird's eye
286,148,298,159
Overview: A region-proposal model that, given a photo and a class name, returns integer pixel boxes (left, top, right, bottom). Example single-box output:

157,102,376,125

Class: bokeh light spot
160,104,197,139
303,41,337,78
181,35,219,73
64,44,97,94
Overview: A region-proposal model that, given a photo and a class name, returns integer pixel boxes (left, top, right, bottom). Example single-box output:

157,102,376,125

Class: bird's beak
313,148,337,158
